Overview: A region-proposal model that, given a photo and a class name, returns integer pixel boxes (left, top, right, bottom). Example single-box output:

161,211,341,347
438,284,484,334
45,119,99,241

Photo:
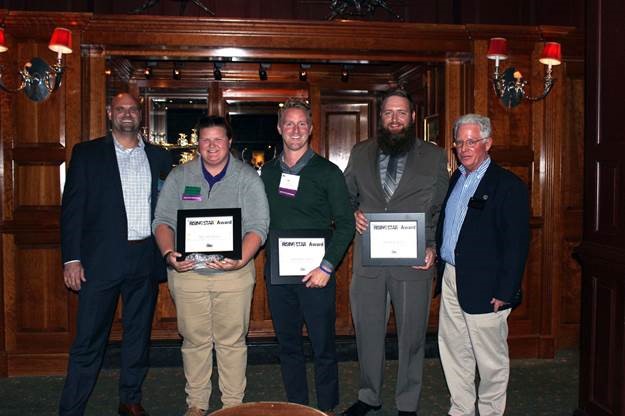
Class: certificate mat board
176,208,242,259
362,212,425,266
269,229,331,284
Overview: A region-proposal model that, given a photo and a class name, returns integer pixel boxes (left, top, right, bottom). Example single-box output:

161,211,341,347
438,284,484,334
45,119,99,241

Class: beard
377,122,416,156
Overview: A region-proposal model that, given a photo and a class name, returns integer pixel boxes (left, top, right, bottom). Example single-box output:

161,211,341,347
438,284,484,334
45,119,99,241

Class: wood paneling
0,12,582,376
320,99,373,170
559,68,584,336
0,19,83,375
576,0,625,414
15,165,61,206
0,0,585,28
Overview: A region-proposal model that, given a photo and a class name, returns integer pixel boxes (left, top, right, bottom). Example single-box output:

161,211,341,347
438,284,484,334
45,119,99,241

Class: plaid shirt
114,135,152,240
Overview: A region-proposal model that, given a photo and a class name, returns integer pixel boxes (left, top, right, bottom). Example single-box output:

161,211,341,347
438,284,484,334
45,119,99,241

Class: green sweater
261,153,355,268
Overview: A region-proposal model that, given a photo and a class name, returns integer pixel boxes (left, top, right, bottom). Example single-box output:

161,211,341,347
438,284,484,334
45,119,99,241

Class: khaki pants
168,262,255,409
438,264,511,416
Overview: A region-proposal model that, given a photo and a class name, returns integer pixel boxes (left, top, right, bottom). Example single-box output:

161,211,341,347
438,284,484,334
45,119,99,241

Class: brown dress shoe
118,403,150,416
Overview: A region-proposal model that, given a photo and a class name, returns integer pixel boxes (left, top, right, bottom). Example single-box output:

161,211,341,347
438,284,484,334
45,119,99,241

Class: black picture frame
176,208,242,259
269,229,331,285
362,212,425,266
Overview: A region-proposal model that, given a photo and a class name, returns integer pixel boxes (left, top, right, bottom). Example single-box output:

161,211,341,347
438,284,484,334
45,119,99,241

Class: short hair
453,113,492,140
108,92,141,108
278,98,312,125
380,88,416,114
195,115,233,140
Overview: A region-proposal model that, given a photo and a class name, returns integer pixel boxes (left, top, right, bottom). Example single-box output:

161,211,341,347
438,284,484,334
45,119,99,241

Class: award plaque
361,212,425,266
176,208,242,260
269,229,331,284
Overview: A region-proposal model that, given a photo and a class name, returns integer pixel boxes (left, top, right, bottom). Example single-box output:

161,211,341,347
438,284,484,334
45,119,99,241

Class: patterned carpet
0,349,578,415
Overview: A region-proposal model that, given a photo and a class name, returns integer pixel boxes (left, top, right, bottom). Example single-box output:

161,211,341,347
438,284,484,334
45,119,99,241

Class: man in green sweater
261,98,355,416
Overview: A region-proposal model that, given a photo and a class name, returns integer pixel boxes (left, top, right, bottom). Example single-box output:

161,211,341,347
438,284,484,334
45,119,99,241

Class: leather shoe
398,411,417,416
341,400,382,416
118,403,150,416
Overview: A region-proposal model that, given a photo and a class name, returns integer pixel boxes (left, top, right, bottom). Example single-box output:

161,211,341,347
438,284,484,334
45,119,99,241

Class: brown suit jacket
344,138,449,280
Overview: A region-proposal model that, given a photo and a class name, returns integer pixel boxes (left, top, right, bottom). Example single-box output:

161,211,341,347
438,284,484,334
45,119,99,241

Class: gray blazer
344,138,449,281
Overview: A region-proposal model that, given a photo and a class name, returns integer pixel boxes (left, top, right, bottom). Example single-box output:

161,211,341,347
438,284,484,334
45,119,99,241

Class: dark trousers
59,240,158,416
265,277,339,411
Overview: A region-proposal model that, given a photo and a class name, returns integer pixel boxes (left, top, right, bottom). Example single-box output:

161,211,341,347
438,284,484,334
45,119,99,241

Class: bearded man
342,89,449,416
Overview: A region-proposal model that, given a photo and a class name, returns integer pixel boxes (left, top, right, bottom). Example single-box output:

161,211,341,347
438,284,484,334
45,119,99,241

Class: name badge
279,173,300,198
182,185,202,201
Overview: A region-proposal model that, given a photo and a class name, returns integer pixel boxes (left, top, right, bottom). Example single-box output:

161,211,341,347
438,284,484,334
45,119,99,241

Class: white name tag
279,173,300,198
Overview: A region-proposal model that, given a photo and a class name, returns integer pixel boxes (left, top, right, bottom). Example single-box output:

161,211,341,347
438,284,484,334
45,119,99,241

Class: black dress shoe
398,411,417,416
341,400,382,416
118,403,150,416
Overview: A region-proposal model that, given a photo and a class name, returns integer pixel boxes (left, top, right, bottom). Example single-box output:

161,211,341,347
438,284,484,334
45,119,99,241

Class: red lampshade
486,37,508,60
539,42,562,66
48,27,72,55
0,28,8,53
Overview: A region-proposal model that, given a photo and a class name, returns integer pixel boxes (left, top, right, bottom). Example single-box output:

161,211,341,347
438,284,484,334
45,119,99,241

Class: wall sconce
299,64,310,82
213,62,223,81
144,66,152,79
487,37,562,108
172,65,181,80
0,27,72,102
259,63,270,81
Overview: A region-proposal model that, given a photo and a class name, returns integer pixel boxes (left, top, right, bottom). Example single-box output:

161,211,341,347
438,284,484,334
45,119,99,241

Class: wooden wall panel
1,0,585,28
577,0,625,414
4,235,72,355
15,247,67,331
0,20,84,376
0,12,581,375
15,165,61,206
82,49,108,141
248,250,275,337
560,70,584,348
320,100,372,171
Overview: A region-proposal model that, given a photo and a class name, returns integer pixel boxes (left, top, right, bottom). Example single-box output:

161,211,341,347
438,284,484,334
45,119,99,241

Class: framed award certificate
176,208,242,259
361,212,425,266
269,229,331,284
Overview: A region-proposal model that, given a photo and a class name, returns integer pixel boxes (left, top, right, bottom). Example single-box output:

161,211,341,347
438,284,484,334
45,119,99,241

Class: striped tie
383,155,398,201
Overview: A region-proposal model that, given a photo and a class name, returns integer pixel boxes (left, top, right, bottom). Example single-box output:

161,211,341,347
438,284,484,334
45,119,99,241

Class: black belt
127,237,151,245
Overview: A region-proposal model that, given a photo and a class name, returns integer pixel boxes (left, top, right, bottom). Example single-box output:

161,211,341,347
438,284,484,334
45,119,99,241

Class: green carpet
0,350,578,415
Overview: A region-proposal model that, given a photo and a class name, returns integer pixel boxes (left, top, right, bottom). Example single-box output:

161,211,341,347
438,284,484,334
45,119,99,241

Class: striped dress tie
383,155,398,201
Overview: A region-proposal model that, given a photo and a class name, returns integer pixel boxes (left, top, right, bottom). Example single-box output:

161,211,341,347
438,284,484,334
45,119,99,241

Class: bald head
107,93,142,139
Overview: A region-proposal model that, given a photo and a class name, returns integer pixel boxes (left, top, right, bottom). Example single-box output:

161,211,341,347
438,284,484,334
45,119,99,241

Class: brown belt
127,237,151,245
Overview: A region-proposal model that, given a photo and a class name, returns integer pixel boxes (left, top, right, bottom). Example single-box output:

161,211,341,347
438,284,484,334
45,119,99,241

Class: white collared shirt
113,134,152,240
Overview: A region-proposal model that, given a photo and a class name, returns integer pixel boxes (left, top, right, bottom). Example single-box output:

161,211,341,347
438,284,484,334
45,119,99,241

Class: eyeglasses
452,138,488,148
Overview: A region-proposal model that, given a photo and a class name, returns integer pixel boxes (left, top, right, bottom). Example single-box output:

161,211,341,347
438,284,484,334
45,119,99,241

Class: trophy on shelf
178,133,189,147
141,126,150,143
158,132,167,145
190,128,198,145
179,151,196,164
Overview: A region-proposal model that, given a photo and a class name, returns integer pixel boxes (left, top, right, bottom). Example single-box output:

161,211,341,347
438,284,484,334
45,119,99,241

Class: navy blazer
61,134,172,282
435,161,530,314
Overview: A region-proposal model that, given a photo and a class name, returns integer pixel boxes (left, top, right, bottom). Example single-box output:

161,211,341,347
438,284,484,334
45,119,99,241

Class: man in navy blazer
436,113,529,416
59,93,172,416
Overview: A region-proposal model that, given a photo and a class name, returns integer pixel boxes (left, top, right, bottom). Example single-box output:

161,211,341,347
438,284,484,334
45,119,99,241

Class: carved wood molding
5,12,469,62
0,10,91,37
